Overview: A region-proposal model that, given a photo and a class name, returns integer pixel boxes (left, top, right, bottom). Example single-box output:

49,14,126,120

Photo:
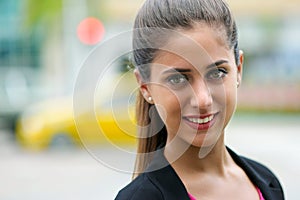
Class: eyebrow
206,60,228,69
162,60,229,74
162,68,191,74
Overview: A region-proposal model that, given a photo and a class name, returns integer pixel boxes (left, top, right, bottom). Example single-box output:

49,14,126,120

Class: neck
164,134,232,176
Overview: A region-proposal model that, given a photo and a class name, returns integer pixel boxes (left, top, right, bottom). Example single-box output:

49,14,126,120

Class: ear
237,50,244,87
134,69,153,103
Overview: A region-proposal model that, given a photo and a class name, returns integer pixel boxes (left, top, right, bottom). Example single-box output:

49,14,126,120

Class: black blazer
115,147,284,200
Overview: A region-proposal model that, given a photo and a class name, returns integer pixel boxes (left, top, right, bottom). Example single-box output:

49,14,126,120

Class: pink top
188,187,265,200
257,187,265,200
188,193,197,200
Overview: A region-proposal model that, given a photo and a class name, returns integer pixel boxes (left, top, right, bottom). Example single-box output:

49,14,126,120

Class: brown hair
132,0,239,177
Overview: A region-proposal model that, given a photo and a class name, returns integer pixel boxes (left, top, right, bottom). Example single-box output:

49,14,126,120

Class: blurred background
0,0,299,199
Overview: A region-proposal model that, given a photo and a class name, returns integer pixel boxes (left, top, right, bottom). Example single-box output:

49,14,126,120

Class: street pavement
0,114,299,200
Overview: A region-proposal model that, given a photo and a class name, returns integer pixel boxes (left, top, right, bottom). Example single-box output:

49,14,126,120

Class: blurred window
0,0,41,69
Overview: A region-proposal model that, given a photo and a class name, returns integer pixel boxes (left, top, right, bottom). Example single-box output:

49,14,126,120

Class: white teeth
187,115,214,124
203,117,209,123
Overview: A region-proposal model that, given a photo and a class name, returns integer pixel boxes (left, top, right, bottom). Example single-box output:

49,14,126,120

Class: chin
190,140,216,148
188,132,221,148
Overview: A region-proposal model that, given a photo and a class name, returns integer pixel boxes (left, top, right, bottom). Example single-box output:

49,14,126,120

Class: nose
190,79,213,109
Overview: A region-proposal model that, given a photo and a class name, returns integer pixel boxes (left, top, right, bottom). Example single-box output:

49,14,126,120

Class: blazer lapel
145,149,191,200
144,147,284,200
227,147,285,200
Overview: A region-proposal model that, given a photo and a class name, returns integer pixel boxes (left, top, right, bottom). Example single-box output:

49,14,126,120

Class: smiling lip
183,113,218,131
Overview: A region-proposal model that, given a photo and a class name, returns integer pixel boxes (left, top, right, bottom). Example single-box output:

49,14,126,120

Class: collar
227,148,284,200
144,146,284,200
145,148,191,200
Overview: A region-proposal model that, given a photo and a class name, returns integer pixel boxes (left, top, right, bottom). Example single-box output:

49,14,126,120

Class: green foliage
119,54,135,73
23,0,63,30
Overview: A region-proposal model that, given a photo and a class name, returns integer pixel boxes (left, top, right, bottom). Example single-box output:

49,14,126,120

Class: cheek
151,86,183,125
209,83,227,107
210,76,238,108
223,83,238,115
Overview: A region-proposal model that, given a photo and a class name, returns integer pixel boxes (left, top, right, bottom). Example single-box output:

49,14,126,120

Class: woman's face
140,24,243,148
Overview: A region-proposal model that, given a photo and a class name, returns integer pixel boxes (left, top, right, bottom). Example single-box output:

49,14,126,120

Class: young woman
115,0,284,199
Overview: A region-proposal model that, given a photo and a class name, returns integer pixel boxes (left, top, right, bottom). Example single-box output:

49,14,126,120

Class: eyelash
166,68,228,88
206,68,228,80
167,74,189,86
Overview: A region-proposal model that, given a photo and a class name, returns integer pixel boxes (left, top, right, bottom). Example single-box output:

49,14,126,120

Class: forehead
152,24,230,69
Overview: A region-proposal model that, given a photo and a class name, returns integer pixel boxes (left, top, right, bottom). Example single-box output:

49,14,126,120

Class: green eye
206,68,228,80
167,74,188,85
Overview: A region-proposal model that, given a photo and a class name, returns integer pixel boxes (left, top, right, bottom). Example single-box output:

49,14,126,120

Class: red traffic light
77,17,105,45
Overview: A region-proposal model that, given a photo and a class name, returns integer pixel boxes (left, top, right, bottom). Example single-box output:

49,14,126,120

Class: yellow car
16,73,138,150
